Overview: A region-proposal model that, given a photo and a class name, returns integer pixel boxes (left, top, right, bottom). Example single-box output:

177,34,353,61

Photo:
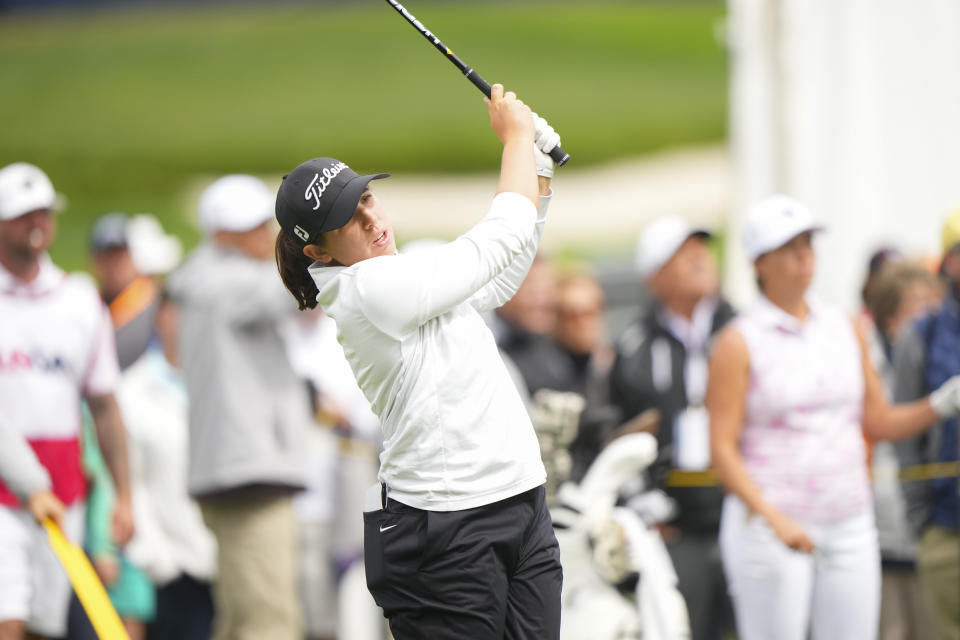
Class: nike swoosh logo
379,524,398,533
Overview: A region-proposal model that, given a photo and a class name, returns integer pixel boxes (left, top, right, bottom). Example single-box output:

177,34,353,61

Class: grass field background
0,0,728,271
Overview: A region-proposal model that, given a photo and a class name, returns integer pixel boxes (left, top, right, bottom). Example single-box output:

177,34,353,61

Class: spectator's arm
0,414,51,504
87,393,134,546
0,415,63,526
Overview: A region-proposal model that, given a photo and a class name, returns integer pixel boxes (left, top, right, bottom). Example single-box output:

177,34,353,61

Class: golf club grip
464,69,492,97
548,146,570,167
464,70,570,166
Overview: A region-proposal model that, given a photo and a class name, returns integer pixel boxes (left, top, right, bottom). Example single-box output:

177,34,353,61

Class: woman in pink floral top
707,195,960,640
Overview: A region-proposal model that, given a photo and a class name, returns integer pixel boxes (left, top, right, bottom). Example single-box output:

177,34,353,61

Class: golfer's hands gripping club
486,84,538,207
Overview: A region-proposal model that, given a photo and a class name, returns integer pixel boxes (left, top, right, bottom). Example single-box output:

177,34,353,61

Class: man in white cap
0,162,134,639
608,215,735,640
166,175,309,640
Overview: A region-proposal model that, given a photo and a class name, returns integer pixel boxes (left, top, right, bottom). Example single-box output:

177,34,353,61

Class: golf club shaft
384,0,570,166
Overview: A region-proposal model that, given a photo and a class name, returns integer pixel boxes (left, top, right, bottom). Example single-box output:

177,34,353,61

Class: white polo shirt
0,256,119,507
309,192,550,511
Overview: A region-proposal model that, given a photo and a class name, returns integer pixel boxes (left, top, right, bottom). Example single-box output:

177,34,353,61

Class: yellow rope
665,462,959,488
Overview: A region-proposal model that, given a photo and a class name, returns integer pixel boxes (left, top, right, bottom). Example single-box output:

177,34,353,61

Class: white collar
752,294,823,334
0,254,64,297
660,296,718,351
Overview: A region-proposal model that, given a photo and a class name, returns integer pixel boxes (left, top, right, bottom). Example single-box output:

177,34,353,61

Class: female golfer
707,195,960,639
274,85,562,639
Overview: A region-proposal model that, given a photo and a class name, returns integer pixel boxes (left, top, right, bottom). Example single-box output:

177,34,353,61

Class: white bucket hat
0,163,60,221
742,195,825,261
634,215,711,280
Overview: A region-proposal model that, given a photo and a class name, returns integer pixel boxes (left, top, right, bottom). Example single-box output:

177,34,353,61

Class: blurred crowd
1,160,959,640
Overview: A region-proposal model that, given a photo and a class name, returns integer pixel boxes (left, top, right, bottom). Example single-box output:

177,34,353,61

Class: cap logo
293,225,310,243
304,161,348,211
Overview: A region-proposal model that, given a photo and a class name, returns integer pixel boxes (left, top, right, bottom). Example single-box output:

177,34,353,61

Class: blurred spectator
71,212,184,640
0,162,134,639
493,254,573,395
167,175,309,640
609,215,735,640
66,408,155,640
554,271,615,400
863,261,942,640
893,207,960,640
709,195,960,640
115,290,216,640
553,271,619,482
90,212,160,371
861,246,905,312
283,308,383,640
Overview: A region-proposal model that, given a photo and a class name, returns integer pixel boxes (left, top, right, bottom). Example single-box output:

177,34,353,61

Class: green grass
0,1,727,271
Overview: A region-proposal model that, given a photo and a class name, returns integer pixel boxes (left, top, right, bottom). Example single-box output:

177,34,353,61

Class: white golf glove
534,145,554,179
532,112,560,153
532,113,560,179
930,375,960,418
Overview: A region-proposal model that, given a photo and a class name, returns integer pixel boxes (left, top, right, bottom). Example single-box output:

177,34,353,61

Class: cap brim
756,224,825,260
318,173,390,234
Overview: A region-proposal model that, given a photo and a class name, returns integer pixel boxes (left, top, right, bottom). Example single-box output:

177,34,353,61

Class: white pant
0,502,85,637
719,495,880,640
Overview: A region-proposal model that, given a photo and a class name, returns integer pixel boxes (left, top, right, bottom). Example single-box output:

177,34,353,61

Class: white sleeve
468,191,551,313
355,192,538,340
0,412,51,501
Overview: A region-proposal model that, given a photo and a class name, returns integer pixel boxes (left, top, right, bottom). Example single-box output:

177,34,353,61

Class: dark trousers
666,531,734,640
364,485,562,640
148,574,214,640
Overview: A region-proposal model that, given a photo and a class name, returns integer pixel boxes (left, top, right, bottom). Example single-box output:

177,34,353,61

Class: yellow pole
43,519,130,640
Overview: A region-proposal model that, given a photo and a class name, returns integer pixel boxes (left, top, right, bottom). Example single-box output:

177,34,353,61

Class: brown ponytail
275,230,320,310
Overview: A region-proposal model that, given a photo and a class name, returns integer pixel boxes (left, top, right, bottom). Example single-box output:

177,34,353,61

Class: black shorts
363,485,562,640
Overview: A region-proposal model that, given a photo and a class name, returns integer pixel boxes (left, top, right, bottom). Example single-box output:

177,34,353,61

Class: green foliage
0,1,726,270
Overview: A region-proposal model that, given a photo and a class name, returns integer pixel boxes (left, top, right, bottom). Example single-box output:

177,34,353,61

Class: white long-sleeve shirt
308,191,550,511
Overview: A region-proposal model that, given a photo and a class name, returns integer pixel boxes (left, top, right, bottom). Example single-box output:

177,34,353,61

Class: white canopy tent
726,0,960,311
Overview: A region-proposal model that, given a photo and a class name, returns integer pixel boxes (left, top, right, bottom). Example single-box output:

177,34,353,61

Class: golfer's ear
303,244,332,264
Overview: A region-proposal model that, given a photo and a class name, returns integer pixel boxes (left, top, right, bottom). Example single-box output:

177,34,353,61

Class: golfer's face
321,189,395,266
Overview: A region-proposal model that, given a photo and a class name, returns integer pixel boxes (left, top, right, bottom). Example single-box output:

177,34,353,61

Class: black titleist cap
275,157,389,247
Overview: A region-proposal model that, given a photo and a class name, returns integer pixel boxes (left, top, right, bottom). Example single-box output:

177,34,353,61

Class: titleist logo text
305,162,348,210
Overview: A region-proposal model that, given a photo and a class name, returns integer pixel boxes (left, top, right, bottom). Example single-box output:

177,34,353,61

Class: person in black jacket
609,215,735,640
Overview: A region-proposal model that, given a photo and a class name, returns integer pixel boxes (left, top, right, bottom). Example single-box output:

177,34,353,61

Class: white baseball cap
742,194,825,261
199,175,275,234
0,162,60,221
635,215,711,280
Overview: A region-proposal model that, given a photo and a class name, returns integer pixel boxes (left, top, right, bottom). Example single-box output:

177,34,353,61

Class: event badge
673,405,710,471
